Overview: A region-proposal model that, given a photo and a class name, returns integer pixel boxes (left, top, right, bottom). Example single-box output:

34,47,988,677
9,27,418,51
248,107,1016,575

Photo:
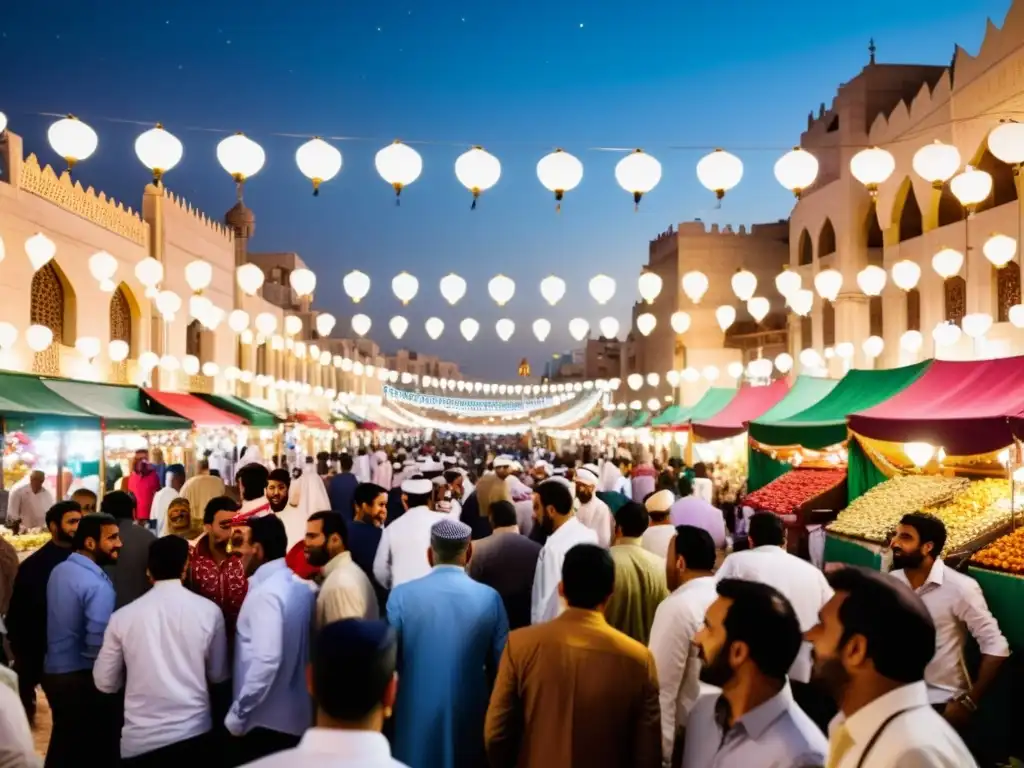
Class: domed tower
225,201,255,306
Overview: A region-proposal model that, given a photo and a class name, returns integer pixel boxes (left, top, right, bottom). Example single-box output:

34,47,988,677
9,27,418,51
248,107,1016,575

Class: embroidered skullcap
431,518,472,542
401,477,432,495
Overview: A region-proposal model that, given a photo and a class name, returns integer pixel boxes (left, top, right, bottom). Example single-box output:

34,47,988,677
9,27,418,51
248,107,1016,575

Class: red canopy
294,411,333,431
691,378,790,441
143,389,246,427
849,357,1024,455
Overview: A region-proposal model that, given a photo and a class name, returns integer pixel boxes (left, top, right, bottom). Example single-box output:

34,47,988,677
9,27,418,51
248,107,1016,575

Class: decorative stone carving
944,276,967,324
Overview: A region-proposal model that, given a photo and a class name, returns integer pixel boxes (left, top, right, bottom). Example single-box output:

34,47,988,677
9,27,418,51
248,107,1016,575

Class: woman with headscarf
281,456,331,551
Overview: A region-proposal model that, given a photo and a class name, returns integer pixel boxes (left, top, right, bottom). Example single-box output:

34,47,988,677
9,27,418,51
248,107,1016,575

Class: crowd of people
0,438,1014,767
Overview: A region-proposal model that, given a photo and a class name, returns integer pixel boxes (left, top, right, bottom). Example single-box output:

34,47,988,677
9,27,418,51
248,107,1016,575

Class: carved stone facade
30,264,64,375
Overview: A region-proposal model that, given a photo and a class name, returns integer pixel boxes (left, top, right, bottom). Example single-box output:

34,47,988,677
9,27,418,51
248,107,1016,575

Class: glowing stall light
900,330,924,354
568,318,589,341
891,260,921,291
455,146,501,208
627,373,643,391
532,319,551,342
747,297,770,323
647,398,662,411
540,275,566,306
702,365,720,382
47,115,98,172
646,372,660,387
912,140,961,188
228,310,250,334
536,149,583,210
389,316,409,339
599,317,620,339
588,274,616,305
254,312,277,337
439,273,467,305
185,259,213,293
282,315,302,337
681,271,708,304
636,313,656,336
159,354,179,372
295,137,342,195
799,348,822,369
862,335,884,359
697,148,744,200
988,122,1024,167
108,339,129,362
814,269,843,301
488,275,516,306
1010,305,1024,328
961,312,993,339
615,149,661,209
670,311,691,334
666,370,680,387
236,263,264,295
856,265,887,296
425,317,445,340
26,233,56,271
932,248,964,279
681,368,700,383
748,358,774,380
774,352,793,373
903,441,936,468
26,325,53,352
850,146,895,195
731,269,757,301
315,313,336,336
0,113,5,134
983,234,1017,268
460,318,480,341
774,147,818,197
495,319,515,342
392,271,419,304
88,251,118,292
75,336,101,362
182,355,201,376
351,314,372,337
134,124,183,185
715,305,736,332
775,267,801,300
638,272,662,303
343,270,371,303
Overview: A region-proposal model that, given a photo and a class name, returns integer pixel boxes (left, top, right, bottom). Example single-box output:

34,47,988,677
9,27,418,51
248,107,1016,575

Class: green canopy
0,371,98,431
602,412,628,429
756,375,840,422
42,380,192,432
628,410,651,428
195,394,283,429
688,387,737,421
651,404,684,427
582,413,603,429
748,361,930,450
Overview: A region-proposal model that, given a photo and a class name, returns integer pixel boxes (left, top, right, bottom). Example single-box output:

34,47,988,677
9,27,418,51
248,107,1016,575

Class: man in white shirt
7,471,54,532
531,479,599,624
305,511,378,627
239,619,407,767
373,478,447,590
647,525,718,767
151,464,185,537
0,676,38,768
573,469,613,548
94,535,230,764
889,512,1009,723
805,566,976,768
641,489,677,559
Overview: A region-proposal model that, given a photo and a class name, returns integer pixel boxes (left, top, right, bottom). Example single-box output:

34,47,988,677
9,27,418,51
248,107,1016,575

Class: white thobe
576,497,614,548
372,505,448,590
531,517,599,624
641,525,677,560
151,487,179,537
317,551,379,628
7,486,54,530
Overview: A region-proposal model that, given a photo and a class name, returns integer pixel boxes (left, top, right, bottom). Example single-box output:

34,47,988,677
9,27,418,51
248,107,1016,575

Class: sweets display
927,479,1010,556
828,475,969,543
0,530,50,552
972,526,1024,575
744,468,846,516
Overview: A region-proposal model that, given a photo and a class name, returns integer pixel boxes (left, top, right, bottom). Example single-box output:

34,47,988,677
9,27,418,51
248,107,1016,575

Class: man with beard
574,468,614,548
373,477,448,590
43,512,123,767
7,500,82,722
889,513,1008,725
530,478,598,624
683,579,826,768
227,514,317,763
188,496,247,639
305,510,378,627
805,566,976,768
266,468,291,514
347,482,390,609
102,490,156,608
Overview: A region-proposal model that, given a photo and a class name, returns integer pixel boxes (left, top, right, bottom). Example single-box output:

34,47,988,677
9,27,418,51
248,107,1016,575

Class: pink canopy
849,356,1024,455
691,378,790,441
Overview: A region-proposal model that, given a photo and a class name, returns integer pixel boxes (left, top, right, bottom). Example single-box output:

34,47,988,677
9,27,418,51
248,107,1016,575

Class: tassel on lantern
555,190,563,213
471,189,480,210
393,183,402,207
633,191,642,212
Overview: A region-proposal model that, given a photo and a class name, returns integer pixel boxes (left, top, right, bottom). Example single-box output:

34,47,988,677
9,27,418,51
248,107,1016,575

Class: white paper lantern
615,149,662,207
774,147,819,197
988,122,1024,166
455,147,501,206
862,335,885,359
599,317,620,339
495,319,515,341
731,269,757,301
666,311,690,335
254,312,277,336
228,310,250,334
702,365,720,382
526,318,550,342
697,149,744,199
857,265,887,296
88,250,118,291
716,305,736,332
135,351,158,372
315,313,336,337
460,318,480,341
539,275,566,306
747,297,770,323
351,314,371,337
850,146,895,192
799,349,822,369
217,132,265,182
108,339,129,362
932,248,964,279
181,354,200,375
135,257,164,297
637,272,662,304
891,260,922,291
950,165,992,209
155,290,181,320
666,370,681,387
236,263,264,295
0,112,7,134
900,330,924,353
375,140,423,199
681,271,709,304
342,270,371,303
983,234,1017,268
135,124,183,183
814,269,843,301
26,324,53,352
289,267,317,298
912,140,961,187
440,273,467,305
789,289,814,317
748,358,774,380
775,268,801,300
47,115,98,170
185,259,213,293
646,373,660,388
283,315,303,336
727,361,744,380
586,274,615,305
568,318,590,341
636,313,656,336
775,352,794,373
1009,304,1024,328
189,294,212,323
392,271,419,304
536,149,583,209
962,312,993,339
932,321,962,347
835,342,855,361
159,354,180,372
202,362,220,377
75,336,100,361
627,373,643,391
25,233,56,271
425,317,445,340
295,137,342,195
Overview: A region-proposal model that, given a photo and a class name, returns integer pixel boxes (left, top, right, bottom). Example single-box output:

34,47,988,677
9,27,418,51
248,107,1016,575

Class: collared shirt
189,535,248,636
372,505,448,590
716,545,833,683
576,496,614,547
669,496,727,549
151,486,179,537
648,576,719,764
45,553,116,674
531,516,599,624
891,558,1009,702
682,682,827,768
641,524,677,560
227,559,316,737
93,580,229,758
317,550,379,627
237,728,409,767
7,485,54,530
231,496,272,526
827,681,976,768
0,681,37,768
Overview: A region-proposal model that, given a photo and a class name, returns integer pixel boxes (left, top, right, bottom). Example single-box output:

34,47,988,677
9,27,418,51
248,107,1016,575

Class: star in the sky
579,23,584,28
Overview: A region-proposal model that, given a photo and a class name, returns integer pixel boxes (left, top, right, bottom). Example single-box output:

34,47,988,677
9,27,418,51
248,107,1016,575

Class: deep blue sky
1,0,1011,376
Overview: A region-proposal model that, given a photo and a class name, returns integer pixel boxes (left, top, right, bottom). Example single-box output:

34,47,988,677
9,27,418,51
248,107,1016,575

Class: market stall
691,378,790,441
970,527,1024,650
195,393,285,466
743,467,847,557
143,389,249,477
289,411,336,457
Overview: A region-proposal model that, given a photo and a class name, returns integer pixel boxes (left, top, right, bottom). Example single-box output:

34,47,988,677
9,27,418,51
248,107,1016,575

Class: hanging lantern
912,140,961,188
716,305,736,332
236,263,265,295
773,147,819,197
697,149,744,200
440,273,467,305
727,361,745,380
389,316,409,339
25,324,53,352
599,317,620,338
799,349,822,369
0,112,7,134
615,149,662,209
536,149,583,211
343,270,371,303
814,269,843,301
532,318,551,342
856,265,887,296
636,313,656,336
47,115,98,173
228,310,250,333
185,259,213,293
181,355,201,376
455,146,501,209
158,354,180,372
135,257,164,297
775,352,794,373
988,122,1024,167
254,312,278,336
189,294,212,323
891,260,922,291
375,140,423,203
88,251,118,291
932,321,962,348
681,271,709,304
75,336,101,362
637,272,662,303
588,274,616,304
703,365,720,382
295,137,342,196
931,248,964,279
495,318,515,342
646,372,660,387
665,370,681,387
488,274,516,306
900,330,924,353
25,233,56,271
216,132,265,195
627,373,643,391
835,342,855,361
425,317,445,340
540,275,566,306
775,267,801,300
155,290,181,320
568,318,590,341
731,269,757,301
747,296,770,323
315,313,336,336
983,234,1017,268
351,314,372,336
203,362,220,377
460,318,480,341
134,124,183,184
789,289,814,317
1009,304,1024,329
284,315,303,336
862,335,885,359
950,165,992,211
670,311,691,334
392,271,419,304
962,312,993,339
108,339,129,362
289,267,317,298
849,146,895,195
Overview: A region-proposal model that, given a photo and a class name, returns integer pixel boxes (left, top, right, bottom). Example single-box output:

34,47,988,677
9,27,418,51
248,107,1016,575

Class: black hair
748,512,785,547
308,510,349,549
673,525,716,571
488,500,518,528
268,468,291,487
166,463,186,479
101,490,136,521
46,500,81,529
209,469,221,478
354,483,387,509
204,495,240,525
72,513,118,551
404,491,432,508
245,513,287,561
828,566,936,683
899,512,947,558
198,458,210,471
693,462,709,479
678,475,693,497
536,480,573,517
148,535,190,581
314,620,397,721
340,453,354,472
237,463,270,500
614,502,649,538
716,579,802,682
657,470,676,493
443,469,462,485
561,544,615,609
69,488,97,503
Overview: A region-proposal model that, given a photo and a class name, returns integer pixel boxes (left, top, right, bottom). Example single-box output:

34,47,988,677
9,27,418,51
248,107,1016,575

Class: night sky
1,0,1011,377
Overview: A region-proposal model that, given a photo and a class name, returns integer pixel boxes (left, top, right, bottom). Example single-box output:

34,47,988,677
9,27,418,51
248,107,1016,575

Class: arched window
896,180,923,242
109,286,133,355
798,229,813,266
974,149,1018,214
997,267,1021,323
799,315,812,349
870,296,883,337
186,320,202,359
256,342,267,376
906,289,921,332
30,263,67,375
823,301,836,346
937,187,965,227
819,218,836,258
944,277,966,325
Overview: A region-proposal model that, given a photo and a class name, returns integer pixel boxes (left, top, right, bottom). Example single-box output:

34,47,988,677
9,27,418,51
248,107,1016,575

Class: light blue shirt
45,553,116,674
226,559,316,737
682,682,826,768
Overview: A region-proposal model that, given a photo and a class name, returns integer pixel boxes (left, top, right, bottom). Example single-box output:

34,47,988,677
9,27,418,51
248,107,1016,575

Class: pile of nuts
828,475,969,543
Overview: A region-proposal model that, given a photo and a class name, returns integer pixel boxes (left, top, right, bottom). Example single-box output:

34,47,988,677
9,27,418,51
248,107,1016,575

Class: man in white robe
573,469,614,548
